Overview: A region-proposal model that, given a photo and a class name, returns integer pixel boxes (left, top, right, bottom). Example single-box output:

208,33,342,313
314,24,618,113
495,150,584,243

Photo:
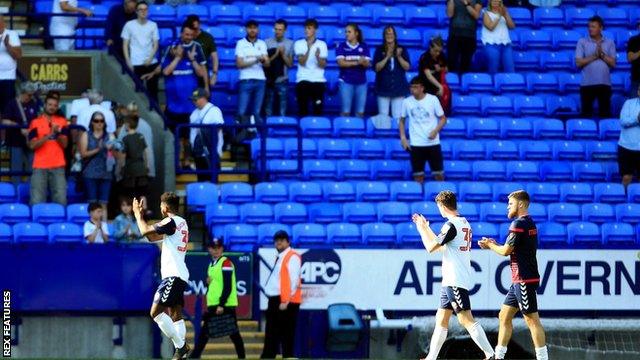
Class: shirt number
459,228,472,251
177,230,188,252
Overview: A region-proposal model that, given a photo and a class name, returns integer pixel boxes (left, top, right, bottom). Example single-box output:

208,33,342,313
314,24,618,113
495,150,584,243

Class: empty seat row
0,222,84,243
0,203,89,224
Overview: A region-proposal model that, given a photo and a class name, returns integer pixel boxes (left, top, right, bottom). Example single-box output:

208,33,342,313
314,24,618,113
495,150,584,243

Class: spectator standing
105,0,137,58
575,16,616,118
336,23,371,118
446,0,482,74
261,230,302,359
618,84,640,187
235,20,269,136
373,25,410,119
294,19,328,117
77,89,117,134
399,76,447,184
1,83,38,185
117,102,155,180
626,21,640,98
84,202,109,243
264,19,294,117
78,112,114,215
28,94,69,205
50,0,93,51
185,15,219,88
113,196,143,242
189,88,224,182
119,115,149,200
481,0,516,74
419,36,451,115
0,14,21,110
122,1,160,101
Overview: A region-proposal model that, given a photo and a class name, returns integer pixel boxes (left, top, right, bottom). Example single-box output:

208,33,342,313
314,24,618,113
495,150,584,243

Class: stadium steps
185,320,265,358
176,151,249,192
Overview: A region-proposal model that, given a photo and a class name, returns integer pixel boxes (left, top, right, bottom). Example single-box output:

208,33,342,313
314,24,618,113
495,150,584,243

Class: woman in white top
481,0,516,74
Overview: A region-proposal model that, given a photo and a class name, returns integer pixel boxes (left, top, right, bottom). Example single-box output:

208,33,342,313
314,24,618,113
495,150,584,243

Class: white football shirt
437,216,473,290
154,215,190,282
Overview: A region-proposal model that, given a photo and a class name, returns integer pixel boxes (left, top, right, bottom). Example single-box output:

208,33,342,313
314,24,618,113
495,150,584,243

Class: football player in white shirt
413,190,495,360
133,192,191,359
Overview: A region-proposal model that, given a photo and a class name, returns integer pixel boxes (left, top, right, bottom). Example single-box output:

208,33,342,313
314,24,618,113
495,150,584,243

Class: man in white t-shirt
121,1,160,101
235,20,269,138
50,0,93,51
83,202,110,244
76,89,117,134
189,88,224,182
0,15,21,110
399,76,447,183
293,19,328,117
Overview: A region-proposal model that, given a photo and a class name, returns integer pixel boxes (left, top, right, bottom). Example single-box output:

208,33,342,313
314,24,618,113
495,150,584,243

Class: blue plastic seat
492,182,525,202
572,162,606,182
333,117,366,137
526,183,559,204
565,7,595,28
384,139,410,160
459,182,492,202
481,96,513,116
518,141,550,160
32,203,66,224
343,202,377,224
500,118,532,139
444,160,472,180
485,140,518,160
615,204,640,224
552,141,585,160
266,116,298,137
540,51,573,71
366,117,399,138
537,222,567,244
452,95,481,115
598,119,621,140
558,73,582,94
581,203,615,223
66,203,89,224
509,7,532,28
293,223,327,246
0,183,16,202
371,160,405,180
239,203,274,224
396,28,422,48
0,203,30,224
13,222,48,243
377,202,411,223
276,6,307,24
560,183,593,203
520,30,552,49
284,138,317,159
405,6,437,26
472,161,506,181
605,161,621,183
0,223,11,243
461,73,493,93
224,224,258,249
337,160,370,180
149,4,176,21
467,118,499,138
48,222,83,243
480,202,507,223
411,201,441,220
390,181,423,201
327,223,361,246
257,223,291,245
513,96,545,116
513,51,540,71
545,96,580,117
423,182,457,201
441,117,466,138
506,161,540,181
308,203,343,224
251,138,284,159
303,160,337,180
210,5,242,23
323,182,357,202
242,5,275,22
533,7,564,28
205,203,240,227
552,30,581,50
267,159,300,179
472,222,499,240
458,202,480,222
585,141,617,161
602,223,636,245
610,72,627,93
351,139,385,159
220,182,254,204
300,116,332,137
373,6,404,24
176,4,208,21
356,181,390,201
289,182,323,203
567,222,601,245
341,6,373,24
318,139,351,159
451,140,484,160
494,73,526,93
540,161,573,181
396,222,421,247
567,119,598,140
526,73,558,93
274,202,307,224
548,203,581,223
533,118,565,139
362,223,396,246
254,182,288,203
529,203,548,223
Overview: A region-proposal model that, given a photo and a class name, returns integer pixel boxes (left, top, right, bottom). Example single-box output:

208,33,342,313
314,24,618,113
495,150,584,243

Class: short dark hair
435,190,457,211
45,94,59,104
304,18,318,29
46,90,61,99
275,19,288,28
160,192,180,214
125,114,139,130
245,19,259,28
588,15,604,27
508,190,530,205
136,0,148,9
273,230,290,242
119,196,133,206
88,202,102,213
184,14,200,28
410,76,425,87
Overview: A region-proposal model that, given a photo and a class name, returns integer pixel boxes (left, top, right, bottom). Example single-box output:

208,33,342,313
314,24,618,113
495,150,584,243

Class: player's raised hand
132,197,143,217
412,213,429,232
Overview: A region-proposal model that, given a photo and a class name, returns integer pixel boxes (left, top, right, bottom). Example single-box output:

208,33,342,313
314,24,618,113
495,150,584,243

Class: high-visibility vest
207,256,238,307
280,249,302,304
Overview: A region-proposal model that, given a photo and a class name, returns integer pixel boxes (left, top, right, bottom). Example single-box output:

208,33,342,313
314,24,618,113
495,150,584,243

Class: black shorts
618,145,640,177
440,286,471,314
153,277,188,307
410,144,444,177
504,282,539,314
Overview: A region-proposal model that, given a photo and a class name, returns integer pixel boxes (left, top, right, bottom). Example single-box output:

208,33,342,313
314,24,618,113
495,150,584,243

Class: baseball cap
190,88,208,100
207,237,224,248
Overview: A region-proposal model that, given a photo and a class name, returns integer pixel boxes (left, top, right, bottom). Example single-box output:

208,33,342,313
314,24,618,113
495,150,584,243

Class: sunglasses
92,119,105,123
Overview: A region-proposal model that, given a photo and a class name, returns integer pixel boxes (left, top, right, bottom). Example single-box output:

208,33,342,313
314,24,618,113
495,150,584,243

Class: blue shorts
504,282,539,314
440,286,471,314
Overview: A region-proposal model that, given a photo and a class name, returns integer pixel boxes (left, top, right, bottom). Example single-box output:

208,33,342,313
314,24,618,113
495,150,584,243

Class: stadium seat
254,182,288,203
267,159,300,179
48,223,83,243
411,201,441,220
266,116,298,137
284,138,317,159
0,223,11,243
356,181,390,201
593,183,626,203
585,141,617,161
0,183,16,203
520,30,552,49
481,202,507,223
257,223,291,245
552,30,582,50
377,202,411,223
558,73,582,94
526,183,559,203
444,161,472,180
565,7,596,28
519,141,552,160
293,223,327,246
318,139,351,159
32,203,66,224
602,223,636,245
472,222,499,240
362,222,396,246
452,140,485,160
513,51,540,71
458,202,480,222
615,204,640,224
13,222,48,243
289,182,323,203
572,162,606,182
560,183,594,203
506,161,540,181
540,51,574,71
333,117,366,137
492,182,525,202
242,4,275,23
481,96,513,116
485,140,518,160
341,6,373,24
540,161,573,181
352,139,385,159
529,203,548,222
509,7,532,28
452,95,481,115
205,203,240,226
308,203,343,224
66,203,89,224
548,203,581,223
405,6,438,26
300,116,332,137
303,160,337,180
423,182,457,201
149,4,175,21
224,224,258,249
598,119,621,140
322,182,357,202
458,182,492,202
209,5,242,23
176,4,208,21
371,160,405,180
526,73,558,93
567,119,598,139
545,96,580,117
467,118,499,138
445,73,460,93
397,28,422,48
276,6,307,24
533,7,564,28
390,181,423,202
366,117,399,138
327,223,361,246
251,138,284,159
396,222,421,247
537,222,567,244
605,161,621,183
461,73,493,93
552,141,585,160
383,139,410,160
239,203,274,224
0,203,30,224
337,160,370,180
610,72,627,93
533,118,565,139
220,182,254,203
441,142,452,160
513,96,545,117
500,118,533,138
274,202,307,224
581,203,615,223
567,222,601,245
472,161,506,181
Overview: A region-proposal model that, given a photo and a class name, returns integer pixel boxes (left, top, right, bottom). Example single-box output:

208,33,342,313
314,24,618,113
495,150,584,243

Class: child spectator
112,196,143,242
84,202,109,243
119,115,149,200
